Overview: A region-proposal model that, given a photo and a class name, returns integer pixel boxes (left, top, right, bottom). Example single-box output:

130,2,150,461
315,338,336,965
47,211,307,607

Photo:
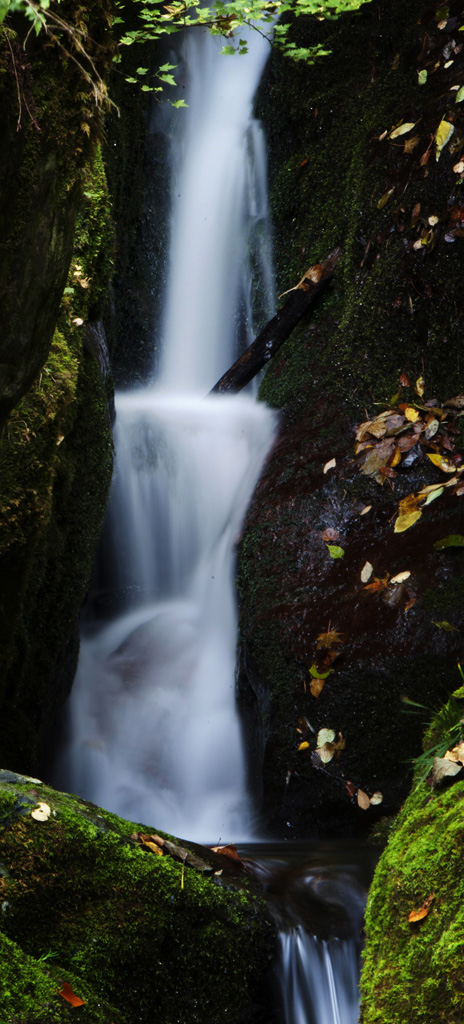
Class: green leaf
171,99,188,108
432,621,459,631
125,77,138,83
455,85,464,103
159,73,177,85
220,45,237,55
309,665,333,679
422,486,444,506
418,69,428,85
326,544,344,559
434,534,464,550
136,67,149,75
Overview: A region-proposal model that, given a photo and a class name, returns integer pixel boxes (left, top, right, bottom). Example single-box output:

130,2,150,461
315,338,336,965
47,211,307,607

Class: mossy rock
360,699,464,1023
238,0,464,837
0,772,275,1024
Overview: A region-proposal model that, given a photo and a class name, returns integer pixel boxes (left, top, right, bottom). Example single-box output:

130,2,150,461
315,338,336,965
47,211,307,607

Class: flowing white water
279,930,360,1024
59,25,276,842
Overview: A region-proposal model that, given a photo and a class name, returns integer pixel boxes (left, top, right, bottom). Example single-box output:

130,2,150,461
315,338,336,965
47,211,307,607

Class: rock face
0,7,115,773
0,0,114,423
238,0,464,838
0,772,276,1024
361,695,464,1023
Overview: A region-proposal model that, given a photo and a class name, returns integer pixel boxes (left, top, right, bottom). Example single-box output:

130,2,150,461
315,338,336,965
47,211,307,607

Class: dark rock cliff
238,0,464,839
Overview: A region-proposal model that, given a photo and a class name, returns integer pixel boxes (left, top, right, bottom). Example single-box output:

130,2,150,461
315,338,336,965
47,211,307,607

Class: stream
56,22,377,1023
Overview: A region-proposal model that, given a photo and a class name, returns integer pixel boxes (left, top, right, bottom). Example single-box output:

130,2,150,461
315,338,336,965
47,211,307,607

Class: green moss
257,0,464,415
361,699,464,1023
0,140,114,772
0,776,274,1024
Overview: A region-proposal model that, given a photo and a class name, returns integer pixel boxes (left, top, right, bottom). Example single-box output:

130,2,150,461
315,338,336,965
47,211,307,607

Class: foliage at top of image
0,0,372,108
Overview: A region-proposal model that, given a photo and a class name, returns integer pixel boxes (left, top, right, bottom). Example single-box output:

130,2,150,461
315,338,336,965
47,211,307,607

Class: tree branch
209,246,342,394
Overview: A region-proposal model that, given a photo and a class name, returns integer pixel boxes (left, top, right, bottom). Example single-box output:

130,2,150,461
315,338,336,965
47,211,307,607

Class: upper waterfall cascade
59,25,276,843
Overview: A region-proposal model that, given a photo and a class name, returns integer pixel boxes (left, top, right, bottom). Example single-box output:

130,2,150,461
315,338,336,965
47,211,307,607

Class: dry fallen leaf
369,791,384,806
357,789,370,810
323,458,336,474
389,121,416,139
390,571,411,584
361,561,374,583
404,406,420,422
408,894,434,923
394,509,422,533
431,756,463,788
360,505,372,515
321,528,339,542
57,983,86,1007
298,741,310,751
317,728,335,747
310,677,325,698
31,802,51,822
316,629,343,649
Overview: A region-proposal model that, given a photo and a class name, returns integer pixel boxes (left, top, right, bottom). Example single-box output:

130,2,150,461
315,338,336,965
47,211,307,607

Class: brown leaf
57,983,86,1007
345,780,355,798
408,894,434,923
364,573,390,594
396,433,419,452
357,789,370,810
296,716,311,737
399,371,411,387
321,528,340,543
310,678,325,698
316,628,343,649
209,844,245,865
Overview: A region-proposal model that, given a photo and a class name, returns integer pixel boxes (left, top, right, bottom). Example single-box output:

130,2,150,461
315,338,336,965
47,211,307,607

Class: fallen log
210,246,342,395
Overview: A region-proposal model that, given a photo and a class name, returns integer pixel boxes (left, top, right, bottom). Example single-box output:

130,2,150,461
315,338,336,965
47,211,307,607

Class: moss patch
0,774,275,1024
361,698,464,1023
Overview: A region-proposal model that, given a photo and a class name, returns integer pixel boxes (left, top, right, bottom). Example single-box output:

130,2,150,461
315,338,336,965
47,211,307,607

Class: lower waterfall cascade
55,22,374,1024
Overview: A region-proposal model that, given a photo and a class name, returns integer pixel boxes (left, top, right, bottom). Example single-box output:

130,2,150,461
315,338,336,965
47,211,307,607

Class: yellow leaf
404,406,420,421
390,570,411,584
391,448,402,467
427,453,456,472
377,187,395,209
141,840,163,855
415,375,425,397
435,118,455,160
31,802,51,822
394,509,422,533
298,741,310,751
389,121,417,139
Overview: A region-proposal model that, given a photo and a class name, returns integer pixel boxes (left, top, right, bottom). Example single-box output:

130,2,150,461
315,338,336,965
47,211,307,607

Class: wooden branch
210,246,342,395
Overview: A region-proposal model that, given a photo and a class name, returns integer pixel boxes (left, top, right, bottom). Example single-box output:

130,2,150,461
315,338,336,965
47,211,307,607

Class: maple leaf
363,572,390,594
316,629,344,650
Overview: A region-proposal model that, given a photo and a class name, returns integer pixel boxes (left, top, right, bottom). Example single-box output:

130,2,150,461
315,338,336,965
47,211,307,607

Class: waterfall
58,24,276,843
278,930,360,1024
55,22,373,1024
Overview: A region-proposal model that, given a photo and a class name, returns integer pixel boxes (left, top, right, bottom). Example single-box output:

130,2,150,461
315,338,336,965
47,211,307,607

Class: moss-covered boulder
360,695,464,1023
0,138,114,773
238,0,464,837
0,0,115,422
0,771,275,1024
